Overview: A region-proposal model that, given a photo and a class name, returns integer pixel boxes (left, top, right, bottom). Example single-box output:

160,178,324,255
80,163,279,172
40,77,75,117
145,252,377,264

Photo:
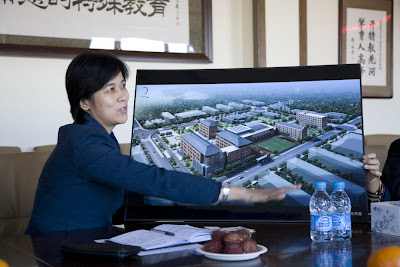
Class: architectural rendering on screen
131,79,364,207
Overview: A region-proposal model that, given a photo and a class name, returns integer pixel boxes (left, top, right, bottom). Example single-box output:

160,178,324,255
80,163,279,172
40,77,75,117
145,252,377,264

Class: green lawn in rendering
258,137,295,152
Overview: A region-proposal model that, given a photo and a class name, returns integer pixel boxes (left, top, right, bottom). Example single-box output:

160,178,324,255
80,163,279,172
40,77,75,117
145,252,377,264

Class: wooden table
1,219,400,266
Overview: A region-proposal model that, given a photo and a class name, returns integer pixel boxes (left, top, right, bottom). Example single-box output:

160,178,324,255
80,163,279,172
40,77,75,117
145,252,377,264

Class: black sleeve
381,139,400,201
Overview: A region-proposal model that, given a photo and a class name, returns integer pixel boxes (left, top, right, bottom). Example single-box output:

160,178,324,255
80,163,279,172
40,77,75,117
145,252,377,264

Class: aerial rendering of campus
131,79,365,207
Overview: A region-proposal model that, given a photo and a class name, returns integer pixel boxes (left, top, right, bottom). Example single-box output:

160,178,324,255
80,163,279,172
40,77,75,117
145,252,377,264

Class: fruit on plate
203,229,258,254
203,239,224,253
242,240,258,253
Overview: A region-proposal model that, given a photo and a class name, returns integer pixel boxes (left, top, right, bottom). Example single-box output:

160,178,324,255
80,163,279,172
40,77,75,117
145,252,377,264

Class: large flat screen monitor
125,64,368,223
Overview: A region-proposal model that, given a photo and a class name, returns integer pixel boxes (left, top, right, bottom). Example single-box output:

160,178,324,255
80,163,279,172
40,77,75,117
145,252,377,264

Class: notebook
96,224,211,250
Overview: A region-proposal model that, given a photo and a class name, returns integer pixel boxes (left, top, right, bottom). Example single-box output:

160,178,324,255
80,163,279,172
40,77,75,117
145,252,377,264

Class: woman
25,52,300,234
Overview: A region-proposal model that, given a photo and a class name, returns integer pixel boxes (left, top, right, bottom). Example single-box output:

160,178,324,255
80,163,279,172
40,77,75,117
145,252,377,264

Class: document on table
153,224,211,243
96,224,211,251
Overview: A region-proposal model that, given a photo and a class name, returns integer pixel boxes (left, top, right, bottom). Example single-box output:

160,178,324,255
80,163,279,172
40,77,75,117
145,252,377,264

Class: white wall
0,0,254,151
307,0,339,65
266,0,400,136
1,0,399,151
266,0,300,67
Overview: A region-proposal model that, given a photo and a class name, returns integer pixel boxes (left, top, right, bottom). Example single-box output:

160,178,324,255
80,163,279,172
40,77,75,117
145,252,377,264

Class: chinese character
72,0,83,11
97,0,107,11
368,31,375,41
148,0,169,17
358,17,365,40
358,53,365,64
367,43,376,53
18,0,48,9
368,54,376,64
368,67,376,76
133,1,147,15
358,29,364,40
123,0,147,15
106,0,124,14
60,0,70,9
369,19,375,30
358,17,365,28
82,0,98,12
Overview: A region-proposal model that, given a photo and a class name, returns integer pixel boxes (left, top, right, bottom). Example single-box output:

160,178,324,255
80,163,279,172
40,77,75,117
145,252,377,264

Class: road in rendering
224,129,341,186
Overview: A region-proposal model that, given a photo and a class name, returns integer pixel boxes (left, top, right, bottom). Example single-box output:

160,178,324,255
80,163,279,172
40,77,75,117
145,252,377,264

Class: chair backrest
34,144,131,155
0,146,21,155
119,143,131,156
364,134,400,171
34,144,56,152
0,151,52,219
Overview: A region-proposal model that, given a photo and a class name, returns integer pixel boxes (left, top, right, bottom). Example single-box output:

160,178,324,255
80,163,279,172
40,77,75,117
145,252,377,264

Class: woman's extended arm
217,184,302,203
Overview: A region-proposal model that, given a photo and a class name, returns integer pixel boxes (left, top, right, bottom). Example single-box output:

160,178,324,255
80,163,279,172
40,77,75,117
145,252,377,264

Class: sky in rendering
134,79,361,106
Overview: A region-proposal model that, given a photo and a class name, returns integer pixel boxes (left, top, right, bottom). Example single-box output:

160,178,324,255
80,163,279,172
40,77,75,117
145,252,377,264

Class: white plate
196,244,268,261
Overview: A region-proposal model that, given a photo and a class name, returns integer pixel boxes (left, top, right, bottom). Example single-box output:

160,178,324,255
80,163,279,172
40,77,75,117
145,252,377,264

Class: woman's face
80,72,129,134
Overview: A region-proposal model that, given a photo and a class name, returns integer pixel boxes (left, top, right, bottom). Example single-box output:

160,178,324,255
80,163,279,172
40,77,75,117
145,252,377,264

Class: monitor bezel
125,64,368,223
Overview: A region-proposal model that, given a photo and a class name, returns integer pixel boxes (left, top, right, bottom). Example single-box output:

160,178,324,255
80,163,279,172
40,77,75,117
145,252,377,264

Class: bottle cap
314,181,326,189
333,181,345,190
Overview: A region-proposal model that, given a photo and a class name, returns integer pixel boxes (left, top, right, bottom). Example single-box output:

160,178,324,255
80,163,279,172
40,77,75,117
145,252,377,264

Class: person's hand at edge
363,153,382,193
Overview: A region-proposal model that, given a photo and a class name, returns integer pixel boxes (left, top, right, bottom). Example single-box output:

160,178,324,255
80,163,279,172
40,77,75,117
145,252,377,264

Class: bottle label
345,214,352,231
311,214,332,231
332,214,352,231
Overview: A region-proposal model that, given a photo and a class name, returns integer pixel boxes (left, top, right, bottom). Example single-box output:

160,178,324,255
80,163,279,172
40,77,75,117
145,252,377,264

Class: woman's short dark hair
66,52,130,124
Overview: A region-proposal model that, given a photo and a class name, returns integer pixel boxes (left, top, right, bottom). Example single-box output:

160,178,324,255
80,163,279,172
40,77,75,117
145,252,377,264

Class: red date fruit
211,230,227,242
203,240,223,253
223,232,243,244
236,229,251,241
242,239,258,253
223,243,244,254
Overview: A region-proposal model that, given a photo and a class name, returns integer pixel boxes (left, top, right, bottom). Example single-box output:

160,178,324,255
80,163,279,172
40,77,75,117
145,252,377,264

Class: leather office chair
34,144,131,155
0,151,51,220
119,143,131,156
0,146,21,155
34,145,56,152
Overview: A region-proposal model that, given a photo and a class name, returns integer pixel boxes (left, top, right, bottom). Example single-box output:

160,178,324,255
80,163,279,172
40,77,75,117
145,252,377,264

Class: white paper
95,224,211,250
153,224,212,243
97,230,188,250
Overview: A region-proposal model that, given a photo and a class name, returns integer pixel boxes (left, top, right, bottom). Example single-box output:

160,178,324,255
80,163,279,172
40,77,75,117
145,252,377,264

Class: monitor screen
125,64,368,223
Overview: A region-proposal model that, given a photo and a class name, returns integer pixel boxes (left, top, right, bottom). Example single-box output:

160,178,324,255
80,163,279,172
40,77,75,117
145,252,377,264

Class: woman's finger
369,170,382,177
363,158,380,165
363,153,376,159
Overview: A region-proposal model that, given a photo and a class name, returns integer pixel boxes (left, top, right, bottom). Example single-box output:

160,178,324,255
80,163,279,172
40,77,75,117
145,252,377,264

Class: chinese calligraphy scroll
339,0,393,98
0,0,189,45
0,0,213,63
345,8,387,87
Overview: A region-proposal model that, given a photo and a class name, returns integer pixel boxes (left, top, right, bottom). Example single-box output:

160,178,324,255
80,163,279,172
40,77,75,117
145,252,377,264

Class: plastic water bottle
310,181,332,242
330,181,352,240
